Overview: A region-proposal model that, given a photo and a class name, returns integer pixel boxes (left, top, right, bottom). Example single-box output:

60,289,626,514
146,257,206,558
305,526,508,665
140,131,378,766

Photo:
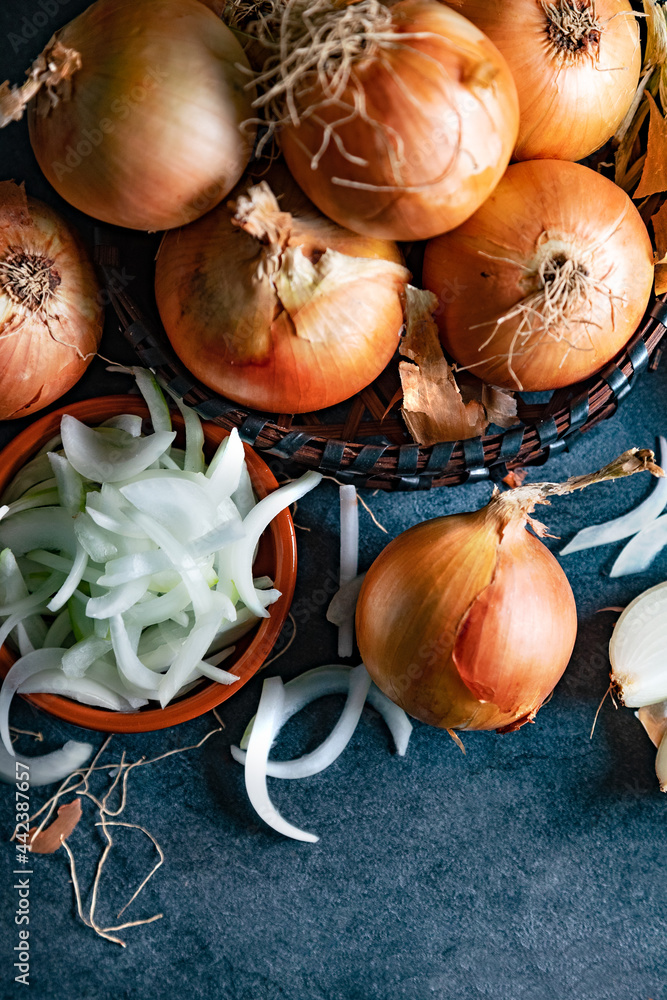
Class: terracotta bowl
0,395,297,733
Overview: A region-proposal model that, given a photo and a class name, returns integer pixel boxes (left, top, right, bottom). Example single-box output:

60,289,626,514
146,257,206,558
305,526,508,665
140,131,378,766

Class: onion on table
242,0,519,240
0,181,102,420
155,167,410,413
0,0,255,230
356,450,662,733
446,0,641,162
422,159,654,392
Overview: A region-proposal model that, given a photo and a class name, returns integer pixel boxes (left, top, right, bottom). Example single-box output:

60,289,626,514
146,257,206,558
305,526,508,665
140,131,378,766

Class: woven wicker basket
95,231,667,492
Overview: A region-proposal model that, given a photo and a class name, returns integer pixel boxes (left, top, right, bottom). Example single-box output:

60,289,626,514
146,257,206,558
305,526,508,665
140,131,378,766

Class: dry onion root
447,0,641,162
239,0,519,240
356,449,663,732
0,0,256,230
0,181,102,420
155,167,409,413
422,160,655,392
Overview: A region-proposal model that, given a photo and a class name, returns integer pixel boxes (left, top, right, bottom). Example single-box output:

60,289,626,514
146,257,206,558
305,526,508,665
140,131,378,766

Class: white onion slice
19,667,147,711
239,665,412,756
609,582,667,707
158,605,226,707
46,544,89,613
48,452,85,515
338,485,359,659
100,413,143,437
207,428,245,501
169,393,205,474
229,471,322,618
61,415,175,484
131,368,172,434
1,738,93,787
244,676,319,843
327,574,366,627
0,506,78,559
109,615,162,694
635,700,667,749
1,648,73,753
561,436,667,556
62,636,112,678
121,477,218,541
86,576,151,620
2,453,55,505
232,663,372,778
610,513,667,577
232,463,256,519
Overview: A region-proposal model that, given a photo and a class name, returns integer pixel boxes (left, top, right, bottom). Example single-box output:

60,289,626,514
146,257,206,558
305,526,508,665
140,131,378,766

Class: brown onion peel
0,181,102,420
155,169,410,413
355,449,662,734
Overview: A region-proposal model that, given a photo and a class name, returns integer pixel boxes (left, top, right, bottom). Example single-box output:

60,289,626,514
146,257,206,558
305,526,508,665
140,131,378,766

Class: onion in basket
242,0,519,240
155,169,410,414
422,160,654,392
0,0,255,231
446,0,641,162
0,181,102,420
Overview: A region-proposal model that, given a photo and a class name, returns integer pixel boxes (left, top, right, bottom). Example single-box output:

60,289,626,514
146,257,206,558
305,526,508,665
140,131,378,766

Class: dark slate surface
0,4,666,998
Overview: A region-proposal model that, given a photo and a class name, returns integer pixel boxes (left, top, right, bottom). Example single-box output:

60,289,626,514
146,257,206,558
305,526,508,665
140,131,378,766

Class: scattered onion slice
0,738,92,787
232,664,413,841
243,676,319,843
232,664,372,778
610,513,667,578
561,436,667,556
337,486,359,659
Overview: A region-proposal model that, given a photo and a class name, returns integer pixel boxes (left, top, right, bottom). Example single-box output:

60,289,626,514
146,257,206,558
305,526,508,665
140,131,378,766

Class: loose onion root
356,449,662,732
231,664,412,841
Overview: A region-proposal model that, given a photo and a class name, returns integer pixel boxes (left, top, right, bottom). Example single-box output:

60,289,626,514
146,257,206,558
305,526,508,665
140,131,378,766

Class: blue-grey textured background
0,3,666,998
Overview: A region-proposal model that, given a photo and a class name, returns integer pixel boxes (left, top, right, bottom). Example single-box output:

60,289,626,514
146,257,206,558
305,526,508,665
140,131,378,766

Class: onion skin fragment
356,504,577,731
25,0,256,230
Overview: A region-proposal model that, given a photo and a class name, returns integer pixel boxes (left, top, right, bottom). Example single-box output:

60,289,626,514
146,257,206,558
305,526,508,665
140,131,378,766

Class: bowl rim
0,394,297,733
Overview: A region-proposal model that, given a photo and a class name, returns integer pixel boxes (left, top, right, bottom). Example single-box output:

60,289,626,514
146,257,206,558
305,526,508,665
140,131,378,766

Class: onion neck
542,0,602,64
0,39,81,127
486,449,663,536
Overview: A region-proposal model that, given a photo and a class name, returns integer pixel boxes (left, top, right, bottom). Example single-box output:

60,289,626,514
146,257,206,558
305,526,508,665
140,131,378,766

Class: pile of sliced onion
231,664,412,842
609,583,667,791
0,369,321,755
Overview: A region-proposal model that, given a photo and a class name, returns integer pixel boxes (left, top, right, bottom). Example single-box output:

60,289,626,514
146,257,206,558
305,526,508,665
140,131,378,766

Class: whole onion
0,181,102,421
422,160,654,392
0,0,255,231
247,0,519,241
155,167,410,414
446,0,641,162
356,450,661,732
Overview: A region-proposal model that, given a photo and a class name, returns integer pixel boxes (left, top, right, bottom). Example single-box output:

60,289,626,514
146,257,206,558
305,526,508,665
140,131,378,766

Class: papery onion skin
446,0,641,162
155,167,410,413
0,183,102,420
26,0,255,231
422,160,654,392
276,0,519,241
356,503,577,731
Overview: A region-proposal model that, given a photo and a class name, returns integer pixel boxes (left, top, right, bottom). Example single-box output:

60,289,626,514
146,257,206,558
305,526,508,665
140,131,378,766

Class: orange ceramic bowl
0,395,297,733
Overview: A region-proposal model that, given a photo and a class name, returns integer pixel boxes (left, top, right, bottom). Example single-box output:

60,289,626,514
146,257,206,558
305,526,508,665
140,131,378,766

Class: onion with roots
155,166,410,414
446,0,641,162
0,0,256,231
422,159,654,392
0,181,102,421
244,0,519,241
356,449,662,732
